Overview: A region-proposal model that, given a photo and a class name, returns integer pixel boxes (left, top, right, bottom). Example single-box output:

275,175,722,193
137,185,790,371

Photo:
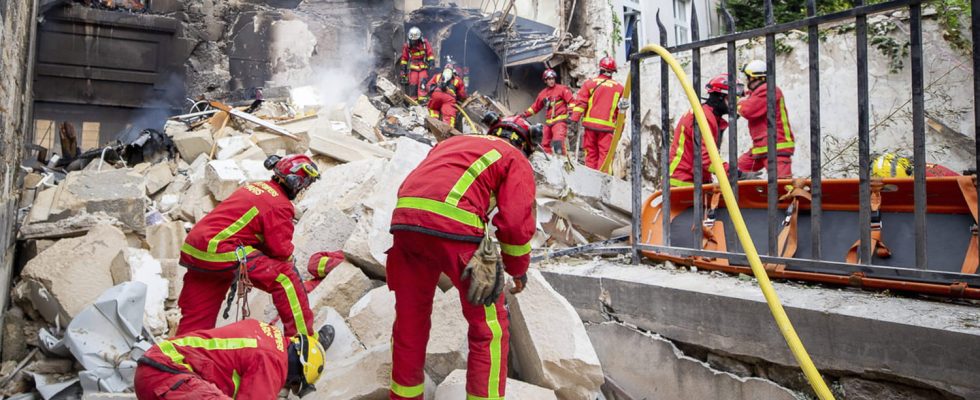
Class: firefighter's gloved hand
509,274,528,295
400,74,409,85
618,99,630,110
462,234,504,306
420,82,428,92
317,324,335,351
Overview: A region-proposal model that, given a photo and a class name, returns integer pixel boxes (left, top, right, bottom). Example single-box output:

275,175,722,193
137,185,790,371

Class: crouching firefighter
386,112,542,399
135,319,333,399
176,154,320,339
426,63,467,127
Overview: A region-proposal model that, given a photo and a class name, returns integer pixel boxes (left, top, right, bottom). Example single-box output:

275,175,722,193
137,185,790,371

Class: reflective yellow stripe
275,274,309,336
525,107,535,115
466,395,504,400
582,87,618,128
546,114,568,124
232,370,241,399
751,141,796,155
317,256,330,277
572,106,585,113
429,109,439,118
208,207,260,253
396,197,486,229
446,150,502,206
158,337,259,374
484,304,503,398
158,340,193,372
668,126,686,176
779,98,794,144
670,178,695,187
181,243,256,263
582,116,616,128
390,381,425,398
608,92,621,120
500,241,531,257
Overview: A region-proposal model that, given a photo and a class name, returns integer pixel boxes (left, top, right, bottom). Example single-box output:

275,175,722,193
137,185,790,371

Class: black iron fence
605,0,980,289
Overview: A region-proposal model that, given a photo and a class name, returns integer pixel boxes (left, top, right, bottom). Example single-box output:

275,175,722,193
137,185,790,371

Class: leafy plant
609,0,623,55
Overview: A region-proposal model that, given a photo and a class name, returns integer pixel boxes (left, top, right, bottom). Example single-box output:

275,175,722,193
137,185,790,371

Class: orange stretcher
640,175,980,299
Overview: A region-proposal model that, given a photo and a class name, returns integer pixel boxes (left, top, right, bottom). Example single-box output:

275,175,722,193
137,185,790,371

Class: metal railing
620,0,979,288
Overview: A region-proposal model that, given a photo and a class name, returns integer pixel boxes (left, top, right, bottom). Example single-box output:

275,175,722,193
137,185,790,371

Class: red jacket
399,39,435,71
737,83,795,157
140,319,288,400
180,180,295,271
571,73,625,132
523,84,574,126
668,104,729,186
391,134,536,277
427,73,467,102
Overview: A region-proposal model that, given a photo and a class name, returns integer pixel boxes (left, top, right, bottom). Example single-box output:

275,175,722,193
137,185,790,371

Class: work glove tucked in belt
462,231,504,306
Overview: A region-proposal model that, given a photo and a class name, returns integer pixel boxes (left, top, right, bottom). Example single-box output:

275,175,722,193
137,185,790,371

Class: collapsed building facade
0,0,979,399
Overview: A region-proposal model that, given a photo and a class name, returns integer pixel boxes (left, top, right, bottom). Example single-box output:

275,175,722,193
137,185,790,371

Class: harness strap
768,178,812,272
846,179,891,264
700,189,728,264
221,246,254,320
958,175,979,274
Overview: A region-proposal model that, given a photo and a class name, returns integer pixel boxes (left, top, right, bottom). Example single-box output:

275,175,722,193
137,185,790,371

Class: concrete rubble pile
3,76,626,398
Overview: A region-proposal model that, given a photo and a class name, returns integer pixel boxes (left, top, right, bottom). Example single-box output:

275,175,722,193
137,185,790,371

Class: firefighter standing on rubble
521,68,575,155
570,56,627,171
400,27,436,102
426,62,467,127
176,154,319,339
135,319,329,399
668,74,741,187
736,59,796,178
385,112,541,399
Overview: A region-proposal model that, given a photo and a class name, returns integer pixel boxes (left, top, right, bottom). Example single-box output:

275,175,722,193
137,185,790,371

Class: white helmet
408,27,422,41
742,59,766,78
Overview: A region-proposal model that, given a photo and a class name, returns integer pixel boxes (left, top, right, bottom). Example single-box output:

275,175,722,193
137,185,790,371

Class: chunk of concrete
146,221,186,260
239,159,274,182
307,345,393,400
426,288,468,383
293,206,357,272
307,262,372,317
1,307,27,362
308,128,394,163
144,162,175,195
205,160,247,201
112,249,169,335
435,369,558,400
342,216,386,279
81,393,137,400
54,169,147,233
172,129,214,162
297,158,387,214
215,135,255,160
351,115,379,143
347,286,396,348
159,259,185,301
231,144,267,162
177,179,217,223
376,76,404,105
251,131,310,155
17,225,127,324
507,269,603,400
313,307,364,361
352,94,383,125
587,322,799,400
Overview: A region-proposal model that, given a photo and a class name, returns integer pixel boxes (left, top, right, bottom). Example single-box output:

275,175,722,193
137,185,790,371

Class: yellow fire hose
646,44,835,400
599,74,633,173
454,104,480,133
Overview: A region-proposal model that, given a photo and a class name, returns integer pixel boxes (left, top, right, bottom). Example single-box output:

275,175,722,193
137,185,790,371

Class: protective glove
316,324,335,351
461,233,505,306
420,82,428,92
400,74,409,85
509,275,528,294
618,99,630,110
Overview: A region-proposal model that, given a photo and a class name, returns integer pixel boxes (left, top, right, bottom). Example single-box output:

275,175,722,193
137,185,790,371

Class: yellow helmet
872,153,912,178
290,334,326,396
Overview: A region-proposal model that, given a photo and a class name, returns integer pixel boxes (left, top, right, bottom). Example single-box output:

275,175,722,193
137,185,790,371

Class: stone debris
314,307,365,361
307,262,372,317
434,369,558,400
306,345,398,400
145,221,187,260
293,206,357,272
507,269,604,400
346,286,396,348
143,162,175,195
426,288,468,384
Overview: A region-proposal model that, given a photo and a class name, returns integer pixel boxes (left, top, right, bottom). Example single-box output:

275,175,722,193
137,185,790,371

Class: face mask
442,69,453,81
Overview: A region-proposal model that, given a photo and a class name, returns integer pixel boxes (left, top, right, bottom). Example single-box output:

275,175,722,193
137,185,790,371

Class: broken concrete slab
435,369,558,400
1,307,27,362
587,322,799,400
507,269,603,400
205,160,246,201
215,135,256,160
177,179,217,223
159,259,185,302
172,129,214,162
307,345,396,400
376,76,404,105
426,288,468,384
143,162,175,195
352,94,383,125
18,212,125,240
347,286,396,348
313,307,364,362
292,206,357,272
146,221,186,260
309,128,394,163
297,158,388,214
251,131,310,155
425,117,461,142
351,115,379,143
307,262,372,317
53,169,147,233
239,159,274,182
230,143,267,162
342,215,386,279
17,224,126,324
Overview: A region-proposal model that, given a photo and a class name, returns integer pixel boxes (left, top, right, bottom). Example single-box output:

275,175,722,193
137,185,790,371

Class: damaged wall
1,0,37,321
637,13,975,180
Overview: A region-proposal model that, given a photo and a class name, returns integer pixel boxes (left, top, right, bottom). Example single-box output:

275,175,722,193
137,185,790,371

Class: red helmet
542,68,558,81
599,56,617,73
264,154,320,199
705,73,743,96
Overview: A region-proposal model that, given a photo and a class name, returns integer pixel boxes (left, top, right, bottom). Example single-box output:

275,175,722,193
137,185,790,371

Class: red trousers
737,151,793,178
176,252,314,337
135,365,231,400
427,91,458,127
386,231,509,400
583,128,613,170
408,70,429,102
542,122,568,155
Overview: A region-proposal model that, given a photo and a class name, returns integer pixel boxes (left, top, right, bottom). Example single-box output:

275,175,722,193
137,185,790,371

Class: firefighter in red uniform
176,154,320,338
737,59,795,178
521,68,575,155
386,112,542,399
134,319,329,399
426,63,467,127
571,56,627,171
668,74,742,186
400,27,435,102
